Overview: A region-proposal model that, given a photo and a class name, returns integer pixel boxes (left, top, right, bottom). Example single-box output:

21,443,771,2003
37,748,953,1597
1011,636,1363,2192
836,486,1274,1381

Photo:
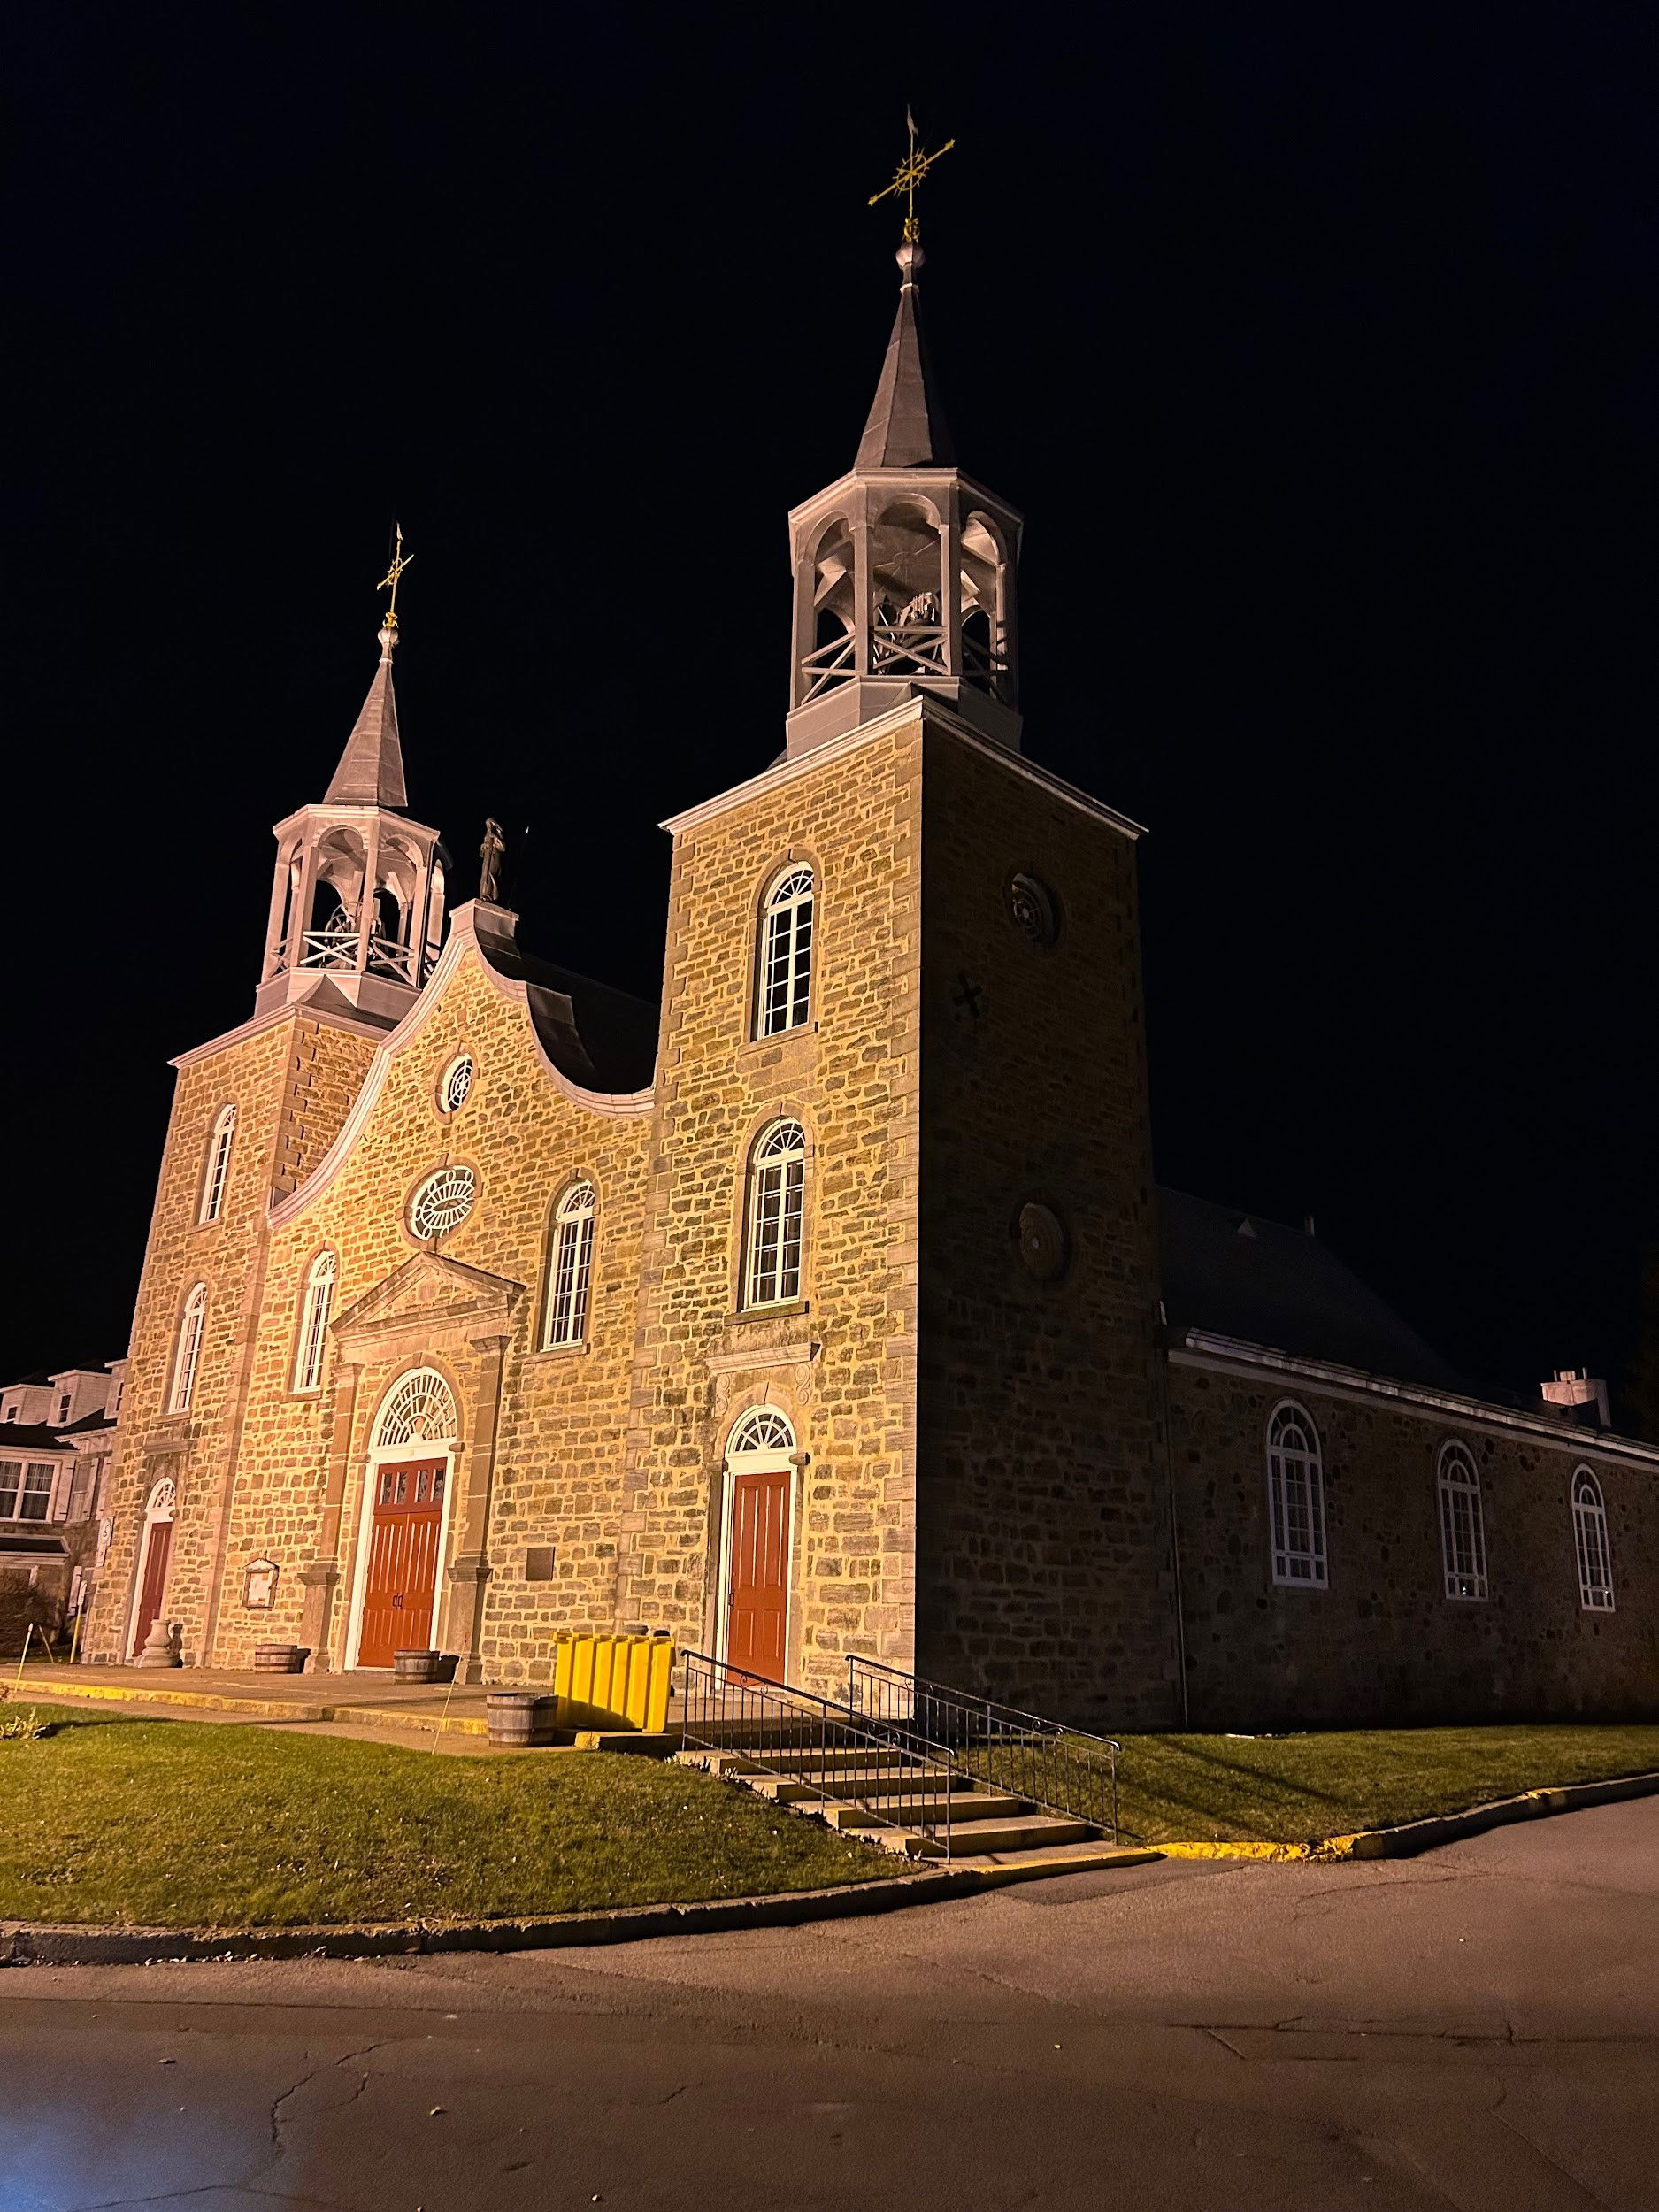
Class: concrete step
737,1747,920,1776
929,1812,1095,1853
758,1771,955,1807
824,1790,1026,1831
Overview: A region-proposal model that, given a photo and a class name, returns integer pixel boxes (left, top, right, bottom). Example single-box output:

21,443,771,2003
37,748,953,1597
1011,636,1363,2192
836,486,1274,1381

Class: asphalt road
3,1798,1656,2212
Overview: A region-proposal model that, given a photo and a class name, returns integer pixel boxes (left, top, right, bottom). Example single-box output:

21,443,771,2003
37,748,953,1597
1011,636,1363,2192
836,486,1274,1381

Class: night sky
8,9,1656,1418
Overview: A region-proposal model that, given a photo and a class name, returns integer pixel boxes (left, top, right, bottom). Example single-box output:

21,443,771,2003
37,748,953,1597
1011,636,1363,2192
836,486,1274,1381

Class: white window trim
542,1182,596,1348
1266,1399,1327,1589
714,1406,798,1671
1571,1467,1616,1613
742,1119,807,1310
199,1104,236,1224
292,1250,338,1394
170,1285,208,1414
755,864,815,1039
1436,1441,1489,1601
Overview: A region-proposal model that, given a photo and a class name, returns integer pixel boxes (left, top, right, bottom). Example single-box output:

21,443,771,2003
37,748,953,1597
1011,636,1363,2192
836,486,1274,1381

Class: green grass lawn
0,1708,885,1928
1107,1725,1659,1845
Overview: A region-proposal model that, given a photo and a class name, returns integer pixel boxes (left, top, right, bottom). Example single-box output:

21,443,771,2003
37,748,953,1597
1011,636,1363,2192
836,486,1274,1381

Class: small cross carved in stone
953,972,985,1020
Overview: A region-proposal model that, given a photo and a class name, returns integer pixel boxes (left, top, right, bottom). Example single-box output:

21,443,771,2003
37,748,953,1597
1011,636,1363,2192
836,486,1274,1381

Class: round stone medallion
1007,871,1059,947
1016,1201,1068,1282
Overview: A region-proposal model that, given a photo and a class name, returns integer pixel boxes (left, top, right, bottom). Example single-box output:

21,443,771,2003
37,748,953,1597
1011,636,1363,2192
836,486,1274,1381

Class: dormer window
757,865,815,1038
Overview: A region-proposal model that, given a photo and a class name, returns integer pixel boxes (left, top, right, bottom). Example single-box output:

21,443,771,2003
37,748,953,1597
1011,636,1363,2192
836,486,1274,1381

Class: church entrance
357,1460,446,1668
721,1407,796,1684
127,1477,176,1658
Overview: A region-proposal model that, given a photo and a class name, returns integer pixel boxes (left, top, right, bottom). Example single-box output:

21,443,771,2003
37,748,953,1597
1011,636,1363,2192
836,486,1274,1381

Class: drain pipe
1155,1298,1190,1731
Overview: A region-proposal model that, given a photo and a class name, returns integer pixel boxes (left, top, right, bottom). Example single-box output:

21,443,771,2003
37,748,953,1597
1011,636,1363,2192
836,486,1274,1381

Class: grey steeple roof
856,243,954,471
325,626,407,808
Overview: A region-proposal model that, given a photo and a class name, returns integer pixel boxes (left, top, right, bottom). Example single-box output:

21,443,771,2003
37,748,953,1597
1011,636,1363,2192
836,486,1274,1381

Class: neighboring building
81,225,1657,1727
0,1361,123,1654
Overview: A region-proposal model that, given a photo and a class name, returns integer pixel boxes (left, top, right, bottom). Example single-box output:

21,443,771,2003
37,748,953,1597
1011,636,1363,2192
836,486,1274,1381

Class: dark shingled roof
473,913,657,1095
1156,1187,1469,1394
0,1424,74,1453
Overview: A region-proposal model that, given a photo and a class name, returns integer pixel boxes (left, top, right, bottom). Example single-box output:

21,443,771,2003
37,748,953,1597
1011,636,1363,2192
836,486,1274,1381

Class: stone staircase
677,1739,1099,1862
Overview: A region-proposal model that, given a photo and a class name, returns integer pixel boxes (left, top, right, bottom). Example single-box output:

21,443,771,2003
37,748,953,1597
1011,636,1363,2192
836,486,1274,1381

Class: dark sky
6,7,1656,1415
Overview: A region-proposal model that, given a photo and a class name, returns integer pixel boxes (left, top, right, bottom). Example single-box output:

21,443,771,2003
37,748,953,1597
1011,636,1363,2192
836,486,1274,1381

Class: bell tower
254,611,447,1028
785,234,1023,758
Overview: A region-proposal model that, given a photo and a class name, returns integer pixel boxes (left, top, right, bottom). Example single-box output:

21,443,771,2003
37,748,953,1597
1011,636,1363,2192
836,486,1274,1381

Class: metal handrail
678,1650,956,1859
847,1655,1119,1843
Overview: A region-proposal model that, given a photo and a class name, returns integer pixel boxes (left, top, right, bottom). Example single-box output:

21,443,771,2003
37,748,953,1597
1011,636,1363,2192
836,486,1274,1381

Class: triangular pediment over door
331,1250,526,1363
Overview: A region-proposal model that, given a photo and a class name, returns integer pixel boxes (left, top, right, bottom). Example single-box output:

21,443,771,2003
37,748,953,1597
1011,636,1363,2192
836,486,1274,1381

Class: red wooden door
357,1459,447,1667
726,1468,790,1682
131,1519,173,1655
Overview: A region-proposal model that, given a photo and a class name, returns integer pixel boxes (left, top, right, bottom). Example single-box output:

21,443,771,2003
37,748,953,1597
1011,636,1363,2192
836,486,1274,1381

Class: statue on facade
479,818,506,904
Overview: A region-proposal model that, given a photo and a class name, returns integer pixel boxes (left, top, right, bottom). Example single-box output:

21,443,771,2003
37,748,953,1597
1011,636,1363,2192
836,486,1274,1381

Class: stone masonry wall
619,719,924,1697
86,1011,377,1663
915,725,1180,1730
1170,1356,1659,1725
209,938,652,1677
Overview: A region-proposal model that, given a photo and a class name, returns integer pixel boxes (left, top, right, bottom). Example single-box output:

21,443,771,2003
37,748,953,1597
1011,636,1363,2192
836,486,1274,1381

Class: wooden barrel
394,1649,441,1683
486,1691,549,1747
253,1643,306,1674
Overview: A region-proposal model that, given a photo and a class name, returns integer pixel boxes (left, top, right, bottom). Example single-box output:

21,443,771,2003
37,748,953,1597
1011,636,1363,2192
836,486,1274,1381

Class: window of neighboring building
1571,1468,1615,1612
1266,1402,1327,1588
742,1119,807,1309
0,1462,57,1522
543,1181,596,1348
1436,1442,1488,1600
756,865,815,1038
56,1394,72,1425
293,1249,338,1393
170,1284,208,1414
199,1104,237,1224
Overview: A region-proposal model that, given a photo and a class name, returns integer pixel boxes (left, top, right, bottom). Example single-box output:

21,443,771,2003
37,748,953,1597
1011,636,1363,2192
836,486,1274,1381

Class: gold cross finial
868,108,955,246
377,521,412,629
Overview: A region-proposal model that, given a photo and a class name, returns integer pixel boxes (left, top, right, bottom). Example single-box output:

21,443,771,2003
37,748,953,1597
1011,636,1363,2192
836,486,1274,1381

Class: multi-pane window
199,1104,237,1224
743,1120,806,1309
0,1462,56,1521
1266,1402,1327,1587
1436,1442,1488,1600
1571,1469,1615,1612
293,1250,338,1393
544,1181,596,1348
757,865,815,1038
170,1284,208,1414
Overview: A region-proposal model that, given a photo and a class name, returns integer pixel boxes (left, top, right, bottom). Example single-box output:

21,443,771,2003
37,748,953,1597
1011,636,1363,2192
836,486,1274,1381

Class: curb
0,1868,989,1967
1156,1767,1659,1863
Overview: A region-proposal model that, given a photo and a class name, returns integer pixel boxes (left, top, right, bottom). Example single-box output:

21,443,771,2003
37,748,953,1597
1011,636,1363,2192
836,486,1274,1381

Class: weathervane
377,521,412,630
868,107,955,245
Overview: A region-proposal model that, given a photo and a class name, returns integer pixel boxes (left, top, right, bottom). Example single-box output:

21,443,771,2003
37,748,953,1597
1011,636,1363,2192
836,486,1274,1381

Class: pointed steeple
856,242,954,471
325,624,408,809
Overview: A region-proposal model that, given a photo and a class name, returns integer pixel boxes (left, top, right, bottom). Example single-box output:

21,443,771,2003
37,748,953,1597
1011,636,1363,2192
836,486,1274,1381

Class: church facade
83,238,1659,1731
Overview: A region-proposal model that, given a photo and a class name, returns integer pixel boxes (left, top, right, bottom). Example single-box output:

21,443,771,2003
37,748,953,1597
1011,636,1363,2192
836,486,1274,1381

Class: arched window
544,1181,596,1348
1266,1402,1326,1587
757,865,815,1038
1571,1468,1615,1612
292,1249,338,1393
726,1405,797,1456
199,1104,236,1224
743,1119,807,1309
373,1368,458,1449
170,1285,208,1415
1436,1442,1488,1601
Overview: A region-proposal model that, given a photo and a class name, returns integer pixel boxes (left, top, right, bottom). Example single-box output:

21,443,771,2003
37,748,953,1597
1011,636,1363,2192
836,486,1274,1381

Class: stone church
84,230,1658,1731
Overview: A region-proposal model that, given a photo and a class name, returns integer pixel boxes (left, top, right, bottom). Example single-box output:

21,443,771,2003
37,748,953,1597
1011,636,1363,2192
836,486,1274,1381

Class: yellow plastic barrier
550,1631,673,1732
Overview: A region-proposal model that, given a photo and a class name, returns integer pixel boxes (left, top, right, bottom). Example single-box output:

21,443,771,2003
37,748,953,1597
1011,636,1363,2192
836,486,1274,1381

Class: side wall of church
87,1012,378,1663
204,947,652,1674
620,722,924,1697
1169,1358,1659,1724
914,727,1180,1730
